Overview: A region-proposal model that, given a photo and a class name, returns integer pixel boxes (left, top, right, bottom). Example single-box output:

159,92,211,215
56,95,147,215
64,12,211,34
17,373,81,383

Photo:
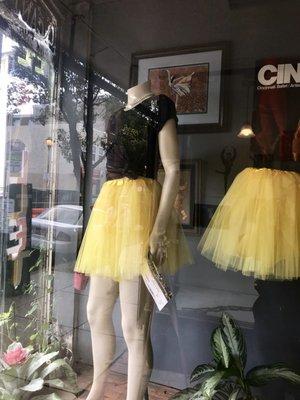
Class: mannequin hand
149,230,168,266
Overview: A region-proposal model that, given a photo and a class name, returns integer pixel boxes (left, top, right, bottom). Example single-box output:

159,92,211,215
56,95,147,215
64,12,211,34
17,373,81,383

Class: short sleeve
157,94,178,133
102,109,122,155
105,108,124,142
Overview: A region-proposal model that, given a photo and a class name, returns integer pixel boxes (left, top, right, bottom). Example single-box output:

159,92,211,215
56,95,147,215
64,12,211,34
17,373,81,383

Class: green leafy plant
2,246,72,358
171,313,300,400
0,303,17,344
0,304,80,400
0,251,80,399
20,247,72,360
23,276,71,356
0,342,80,400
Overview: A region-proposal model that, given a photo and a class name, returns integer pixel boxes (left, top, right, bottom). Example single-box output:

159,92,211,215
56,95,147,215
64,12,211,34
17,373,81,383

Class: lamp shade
237,124,255,138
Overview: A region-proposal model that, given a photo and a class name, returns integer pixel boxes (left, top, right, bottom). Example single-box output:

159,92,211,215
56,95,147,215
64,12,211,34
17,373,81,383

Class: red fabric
253,57,295,161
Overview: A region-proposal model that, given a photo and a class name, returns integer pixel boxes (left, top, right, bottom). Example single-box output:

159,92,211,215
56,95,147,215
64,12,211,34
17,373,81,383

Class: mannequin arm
149,118,180,263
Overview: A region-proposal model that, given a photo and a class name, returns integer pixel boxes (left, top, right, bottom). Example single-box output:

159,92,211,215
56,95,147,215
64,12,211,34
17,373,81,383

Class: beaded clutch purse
142,250,173,311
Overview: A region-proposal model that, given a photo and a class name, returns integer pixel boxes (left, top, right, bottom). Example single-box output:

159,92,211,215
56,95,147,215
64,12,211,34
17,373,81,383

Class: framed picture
157,159,201,235
130,42,230,134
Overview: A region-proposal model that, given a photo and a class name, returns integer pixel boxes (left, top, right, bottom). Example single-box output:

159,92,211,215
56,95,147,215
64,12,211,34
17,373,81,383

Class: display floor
56,358,179,399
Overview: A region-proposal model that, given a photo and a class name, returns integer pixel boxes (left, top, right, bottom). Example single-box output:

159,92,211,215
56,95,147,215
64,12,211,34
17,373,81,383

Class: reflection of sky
0,35,16,190
14,101,34,115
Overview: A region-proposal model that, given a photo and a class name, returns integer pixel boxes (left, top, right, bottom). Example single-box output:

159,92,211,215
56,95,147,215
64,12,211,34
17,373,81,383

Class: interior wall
89,0,300,87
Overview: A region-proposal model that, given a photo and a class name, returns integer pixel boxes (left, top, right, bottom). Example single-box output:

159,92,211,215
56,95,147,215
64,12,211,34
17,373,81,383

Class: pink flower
2,342,29,366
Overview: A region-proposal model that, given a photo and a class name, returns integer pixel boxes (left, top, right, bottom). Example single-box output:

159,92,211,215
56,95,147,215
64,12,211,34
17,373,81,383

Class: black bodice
102,94,178,180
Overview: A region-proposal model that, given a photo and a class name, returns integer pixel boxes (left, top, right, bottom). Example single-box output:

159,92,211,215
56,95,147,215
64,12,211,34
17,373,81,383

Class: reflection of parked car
31,205,83,254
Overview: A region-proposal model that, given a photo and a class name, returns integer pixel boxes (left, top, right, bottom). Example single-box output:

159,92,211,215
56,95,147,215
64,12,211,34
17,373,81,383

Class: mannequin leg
119,277,154,400
85,275,119,400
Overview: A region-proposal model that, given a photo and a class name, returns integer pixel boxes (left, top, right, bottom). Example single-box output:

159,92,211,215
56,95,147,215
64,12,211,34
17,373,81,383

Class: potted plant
171,313,300,399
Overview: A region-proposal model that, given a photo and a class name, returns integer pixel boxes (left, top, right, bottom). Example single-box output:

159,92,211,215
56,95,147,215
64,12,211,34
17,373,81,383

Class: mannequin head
124,80,153,110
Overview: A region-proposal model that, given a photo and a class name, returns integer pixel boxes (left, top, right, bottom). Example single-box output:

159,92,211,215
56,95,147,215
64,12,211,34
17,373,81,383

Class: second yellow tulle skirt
198,167,300,280
74,176,193,281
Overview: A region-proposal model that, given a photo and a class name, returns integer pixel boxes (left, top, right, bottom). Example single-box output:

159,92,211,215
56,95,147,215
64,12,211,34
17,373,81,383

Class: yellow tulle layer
75,176,193,281
198,167,300,280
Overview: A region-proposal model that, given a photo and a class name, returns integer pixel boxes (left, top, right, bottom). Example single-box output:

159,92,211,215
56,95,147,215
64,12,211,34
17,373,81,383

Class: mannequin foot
85,384,104,400
143,387,149,400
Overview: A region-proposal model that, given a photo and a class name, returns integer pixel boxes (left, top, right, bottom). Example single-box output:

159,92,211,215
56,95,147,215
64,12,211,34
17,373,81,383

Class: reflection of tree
58,56,120,188
118,111,148,172
7,46,49,118
7,44,122,190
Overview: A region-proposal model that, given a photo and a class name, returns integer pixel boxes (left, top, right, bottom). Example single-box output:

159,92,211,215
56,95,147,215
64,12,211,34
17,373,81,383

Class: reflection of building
4,39,107,207
7,118,105,206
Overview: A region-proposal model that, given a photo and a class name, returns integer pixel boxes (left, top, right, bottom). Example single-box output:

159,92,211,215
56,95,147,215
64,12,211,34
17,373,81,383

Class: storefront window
0,29,57,318
0,1,300,400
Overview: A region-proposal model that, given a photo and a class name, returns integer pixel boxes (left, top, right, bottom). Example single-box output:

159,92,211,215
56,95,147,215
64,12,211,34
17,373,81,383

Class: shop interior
0,1,299,399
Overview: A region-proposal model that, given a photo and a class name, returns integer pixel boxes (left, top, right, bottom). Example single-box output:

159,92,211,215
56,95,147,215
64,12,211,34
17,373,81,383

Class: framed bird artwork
130,42,230,134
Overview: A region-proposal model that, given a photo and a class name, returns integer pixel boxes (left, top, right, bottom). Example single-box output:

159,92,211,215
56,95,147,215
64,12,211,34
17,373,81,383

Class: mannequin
85,80,181,400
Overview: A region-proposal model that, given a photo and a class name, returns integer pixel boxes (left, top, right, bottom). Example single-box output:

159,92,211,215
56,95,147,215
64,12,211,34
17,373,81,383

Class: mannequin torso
123,80,180,264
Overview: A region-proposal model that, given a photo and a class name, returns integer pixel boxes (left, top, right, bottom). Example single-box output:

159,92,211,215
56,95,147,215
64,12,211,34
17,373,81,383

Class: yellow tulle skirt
198,167,300,280
74,176,193,281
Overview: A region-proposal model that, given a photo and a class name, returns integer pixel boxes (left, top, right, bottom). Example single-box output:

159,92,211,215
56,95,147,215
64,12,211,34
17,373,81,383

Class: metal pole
83,65,94,230
72,1,94,370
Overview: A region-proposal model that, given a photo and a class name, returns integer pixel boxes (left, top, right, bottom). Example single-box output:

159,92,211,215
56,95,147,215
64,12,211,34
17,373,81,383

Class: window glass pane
0,28,58,352
0,2,299,400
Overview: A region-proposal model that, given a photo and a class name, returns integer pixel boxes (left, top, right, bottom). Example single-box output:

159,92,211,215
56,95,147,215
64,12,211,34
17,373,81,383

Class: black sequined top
103,94,178,180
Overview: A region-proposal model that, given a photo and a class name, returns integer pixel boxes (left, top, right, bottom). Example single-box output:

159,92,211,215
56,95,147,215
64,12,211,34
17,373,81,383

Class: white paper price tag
142,270,169,311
